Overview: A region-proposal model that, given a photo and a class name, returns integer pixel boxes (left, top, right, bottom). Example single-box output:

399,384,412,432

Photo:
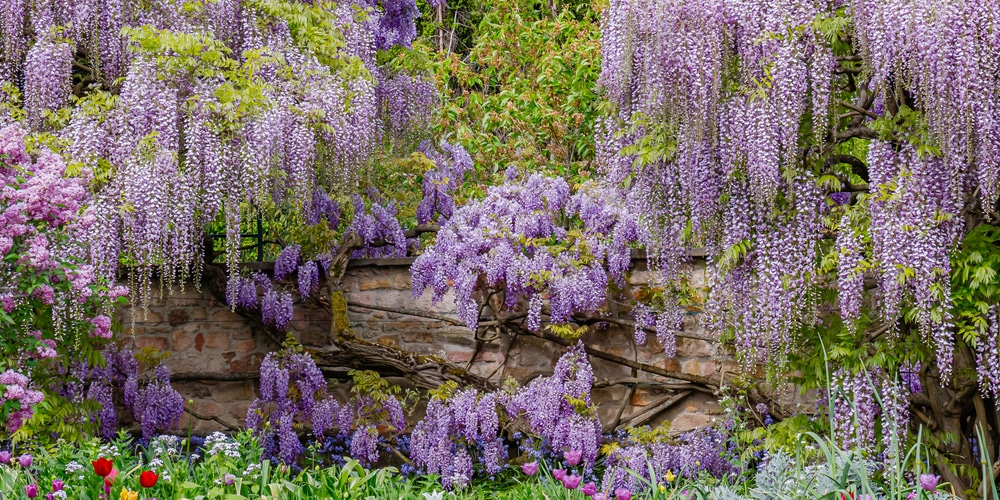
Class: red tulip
139,470,158,488
91,458,113,477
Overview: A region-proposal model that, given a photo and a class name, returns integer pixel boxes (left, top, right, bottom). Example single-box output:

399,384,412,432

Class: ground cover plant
0,0,998,498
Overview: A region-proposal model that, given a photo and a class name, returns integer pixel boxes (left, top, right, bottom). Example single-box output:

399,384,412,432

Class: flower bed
0,430,955,500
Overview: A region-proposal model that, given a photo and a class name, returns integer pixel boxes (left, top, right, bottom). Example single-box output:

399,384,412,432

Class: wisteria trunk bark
913,343,1000,498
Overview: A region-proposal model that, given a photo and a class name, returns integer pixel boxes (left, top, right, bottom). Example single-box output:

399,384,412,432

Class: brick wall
118,258,766,435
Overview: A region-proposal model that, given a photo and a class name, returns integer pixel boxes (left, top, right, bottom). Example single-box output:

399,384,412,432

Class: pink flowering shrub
0,124,126,436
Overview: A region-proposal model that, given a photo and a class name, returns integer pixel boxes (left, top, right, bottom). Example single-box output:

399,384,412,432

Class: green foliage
416,0,603,200
950,225,1000,347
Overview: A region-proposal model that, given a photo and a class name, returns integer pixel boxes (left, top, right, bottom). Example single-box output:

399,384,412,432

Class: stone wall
119,257,765,435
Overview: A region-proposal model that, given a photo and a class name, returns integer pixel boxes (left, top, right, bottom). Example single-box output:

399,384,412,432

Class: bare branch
834,126,879,143
184,407,239,432
837,100,880,120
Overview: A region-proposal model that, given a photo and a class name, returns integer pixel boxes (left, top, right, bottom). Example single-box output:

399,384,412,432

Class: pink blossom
35,344,57,359
614,488,632,500
22,390,44,405
563,449,582,466
32,284,54,305
561,474,582,489
581,482,597,496
90,315,113,339
520,461,539,476
0,370,29,386
5,385,26,400
0,294,14,313
0,125,29,166
919,474,940,491
552,468,567,481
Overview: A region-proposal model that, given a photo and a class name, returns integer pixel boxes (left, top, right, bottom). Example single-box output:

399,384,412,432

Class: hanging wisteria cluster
596,0,1000,380
505,342,603,472
601,428,735,495
828,368,910,466
416,140,473,225
246,349,407,466
85,344,184,441
243,341,630,491
598,0,838,368
413,175,645,329
0,0,433,309
409,387,505,489
348,191,409,259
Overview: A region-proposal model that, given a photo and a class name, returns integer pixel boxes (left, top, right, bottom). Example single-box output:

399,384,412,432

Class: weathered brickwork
119,258,748,435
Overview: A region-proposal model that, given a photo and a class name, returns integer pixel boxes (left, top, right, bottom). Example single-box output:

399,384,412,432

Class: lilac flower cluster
410,388,505,489
0,370,44,432
0,124,125,434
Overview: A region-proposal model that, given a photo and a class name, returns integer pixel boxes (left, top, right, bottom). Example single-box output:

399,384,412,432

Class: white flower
423,491,445,500
243,463,261,476
65,461,83,473
52,492,66,499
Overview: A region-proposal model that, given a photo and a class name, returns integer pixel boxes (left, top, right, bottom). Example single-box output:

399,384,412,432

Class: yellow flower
659,484,666,493
120,489,138,500
664,470,676,483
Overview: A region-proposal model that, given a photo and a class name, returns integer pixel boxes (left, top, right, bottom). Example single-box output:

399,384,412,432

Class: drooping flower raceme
505,342,603,472
410,388,506,489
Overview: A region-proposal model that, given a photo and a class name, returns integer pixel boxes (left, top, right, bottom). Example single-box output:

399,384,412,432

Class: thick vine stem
200,251,497,393
184,407,239,432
